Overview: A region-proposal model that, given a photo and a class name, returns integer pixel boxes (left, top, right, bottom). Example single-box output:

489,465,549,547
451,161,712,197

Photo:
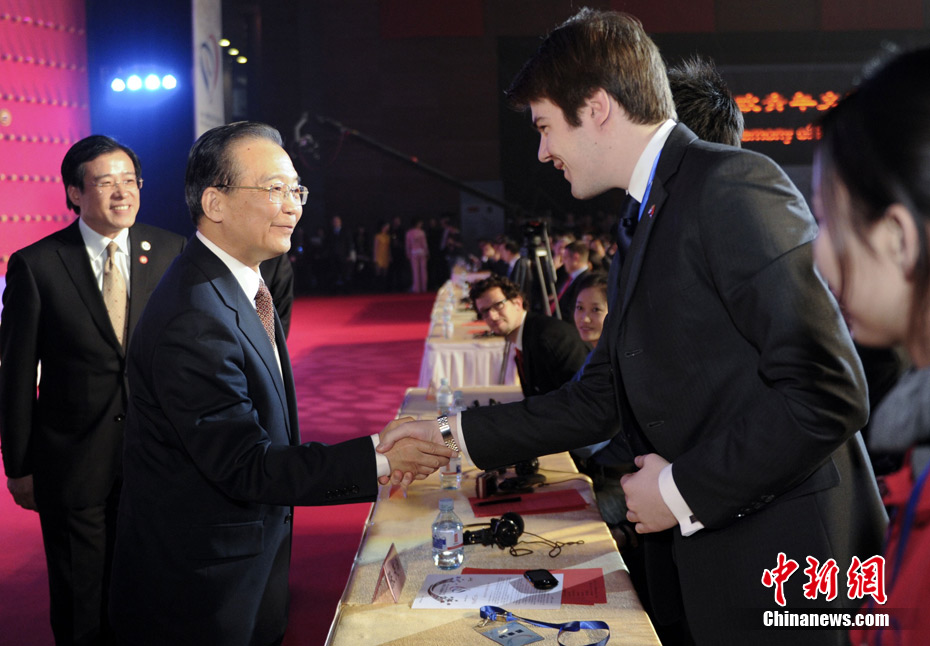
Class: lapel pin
141,240,151,251
648,205,656,218
139,255,149,264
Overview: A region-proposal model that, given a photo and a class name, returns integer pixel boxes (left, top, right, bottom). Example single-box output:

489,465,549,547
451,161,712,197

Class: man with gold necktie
0,135,185,645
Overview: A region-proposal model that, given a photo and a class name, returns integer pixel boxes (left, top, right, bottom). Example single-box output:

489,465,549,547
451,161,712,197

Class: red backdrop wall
0,1,90,277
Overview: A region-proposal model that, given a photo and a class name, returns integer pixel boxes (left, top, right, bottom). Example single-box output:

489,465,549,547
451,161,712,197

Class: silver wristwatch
437,416,459,453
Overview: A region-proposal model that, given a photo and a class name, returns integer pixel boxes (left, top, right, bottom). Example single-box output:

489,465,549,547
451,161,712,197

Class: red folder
468,488,588,517
461,567,607,605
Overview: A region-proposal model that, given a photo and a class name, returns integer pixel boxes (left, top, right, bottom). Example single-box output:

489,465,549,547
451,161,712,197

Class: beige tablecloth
325,388,659,646
417,282,519,390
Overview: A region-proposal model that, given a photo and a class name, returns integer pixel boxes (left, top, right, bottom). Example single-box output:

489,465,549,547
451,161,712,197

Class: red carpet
0,292,435,645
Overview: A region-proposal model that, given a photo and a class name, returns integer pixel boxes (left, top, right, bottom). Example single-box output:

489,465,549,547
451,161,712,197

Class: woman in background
405,218,428,293
373,220,391,291
811,47,930,645
573,271,609,346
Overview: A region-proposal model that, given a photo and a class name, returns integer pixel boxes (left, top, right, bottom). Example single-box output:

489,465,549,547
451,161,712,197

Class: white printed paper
412,573,563,610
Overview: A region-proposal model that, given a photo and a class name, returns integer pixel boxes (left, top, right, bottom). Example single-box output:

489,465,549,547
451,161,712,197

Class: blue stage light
162,75,177,90
144,74,161,90
111,78,126,92
126,75,143,91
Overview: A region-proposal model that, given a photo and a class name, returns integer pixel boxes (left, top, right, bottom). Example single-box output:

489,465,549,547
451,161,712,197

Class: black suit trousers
38,479,121,646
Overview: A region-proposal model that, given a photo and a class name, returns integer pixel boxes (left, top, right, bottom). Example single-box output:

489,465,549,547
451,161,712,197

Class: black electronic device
463,512,525,549
523,568,558,590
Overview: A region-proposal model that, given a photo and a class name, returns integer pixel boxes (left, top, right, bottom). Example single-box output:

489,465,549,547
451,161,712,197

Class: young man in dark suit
108,122,451,646
555,240,590,323
469,275,588,398
0,135,186,645
378,10,886,645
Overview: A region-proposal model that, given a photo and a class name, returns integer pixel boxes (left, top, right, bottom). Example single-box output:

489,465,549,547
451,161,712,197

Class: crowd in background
285,213,465,295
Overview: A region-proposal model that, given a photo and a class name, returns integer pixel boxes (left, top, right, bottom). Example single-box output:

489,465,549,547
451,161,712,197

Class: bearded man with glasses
470,274,588,398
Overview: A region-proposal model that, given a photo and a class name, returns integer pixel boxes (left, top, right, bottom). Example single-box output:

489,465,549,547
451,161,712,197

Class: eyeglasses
215,183,309,205
92,178,143,191
477,298,509,319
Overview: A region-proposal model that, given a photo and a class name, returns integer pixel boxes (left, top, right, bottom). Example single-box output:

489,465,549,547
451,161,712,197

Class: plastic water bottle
432,498,465,569
437,378,454,416
437,380,462,489
441,300,454,338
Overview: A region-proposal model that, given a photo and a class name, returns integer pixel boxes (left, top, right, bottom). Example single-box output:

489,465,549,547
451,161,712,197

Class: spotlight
219,38,230,47
111,78,126,92
236,56,247,64
162,75,177,90
228,48,239,56
144,74,161,90
126,75,142,91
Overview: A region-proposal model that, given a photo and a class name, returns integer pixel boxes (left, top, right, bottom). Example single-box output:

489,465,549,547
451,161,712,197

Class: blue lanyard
480,605,610,646
636,150,662,222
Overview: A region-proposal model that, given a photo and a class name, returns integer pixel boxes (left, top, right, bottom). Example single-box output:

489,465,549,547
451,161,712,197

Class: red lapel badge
648,205,656,218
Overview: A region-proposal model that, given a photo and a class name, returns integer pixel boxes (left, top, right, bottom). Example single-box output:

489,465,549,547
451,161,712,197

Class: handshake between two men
377,417,455,487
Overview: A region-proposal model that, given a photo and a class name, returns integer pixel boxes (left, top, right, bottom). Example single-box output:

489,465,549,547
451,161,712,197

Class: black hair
61,135,142,214
185,121,283,226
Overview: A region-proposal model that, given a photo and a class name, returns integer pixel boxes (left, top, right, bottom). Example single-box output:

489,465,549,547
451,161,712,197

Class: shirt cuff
658,464,704,537
454,412,473,464
371,434,390,478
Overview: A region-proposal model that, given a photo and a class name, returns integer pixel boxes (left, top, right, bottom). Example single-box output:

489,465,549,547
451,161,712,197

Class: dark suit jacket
518,312,589,398
461,125,886,644
0,220,184,507
556,268,587,323
109,237,378,646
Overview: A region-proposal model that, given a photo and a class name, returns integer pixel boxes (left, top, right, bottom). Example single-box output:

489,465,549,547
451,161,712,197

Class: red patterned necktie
254,281,276,347
514,347,526,386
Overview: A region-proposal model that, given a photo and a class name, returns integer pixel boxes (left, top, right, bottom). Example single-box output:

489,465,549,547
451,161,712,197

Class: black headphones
463,512,524,548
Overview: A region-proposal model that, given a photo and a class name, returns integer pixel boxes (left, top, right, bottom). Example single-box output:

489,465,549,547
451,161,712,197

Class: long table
324,388,660,646
417,281,519,390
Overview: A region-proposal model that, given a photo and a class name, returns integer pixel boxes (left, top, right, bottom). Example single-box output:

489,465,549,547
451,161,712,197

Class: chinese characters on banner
735,91,845,146
761,552,887,606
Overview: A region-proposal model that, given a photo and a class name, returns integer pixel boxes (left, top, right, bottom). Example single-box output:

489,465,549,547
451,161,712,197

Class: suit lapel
56,221,123,353
616,124,695,323
274,315,300,445
127,227,153,337
190,239,294,442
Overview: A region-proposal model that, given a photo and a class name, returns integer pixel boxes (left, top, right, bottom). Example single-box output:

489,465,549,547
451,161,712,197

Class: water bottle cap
440,378,449,386
439,498,454,511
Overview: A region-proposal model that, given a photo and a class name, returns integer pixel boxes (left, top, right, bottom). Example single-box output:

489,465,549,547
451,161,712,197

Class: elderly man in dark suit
108,122,450,646
470,275,587,398
0,135,185,645
378,10,886,646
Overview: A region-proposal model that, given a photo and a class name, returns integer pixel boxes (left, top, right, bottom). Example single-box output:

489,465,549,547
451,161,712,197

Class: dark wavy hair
468,274,524,314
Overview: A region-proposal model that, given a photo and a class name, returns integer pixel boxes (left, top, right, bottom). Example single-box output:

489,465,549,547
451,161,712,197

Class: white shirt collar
78,217,130,259
196,231,263,304
627,119,676,203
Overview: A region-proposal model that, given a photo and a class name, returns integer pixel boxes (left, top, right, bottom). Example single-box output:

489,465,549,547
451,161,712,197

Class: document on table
412,573,563,610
